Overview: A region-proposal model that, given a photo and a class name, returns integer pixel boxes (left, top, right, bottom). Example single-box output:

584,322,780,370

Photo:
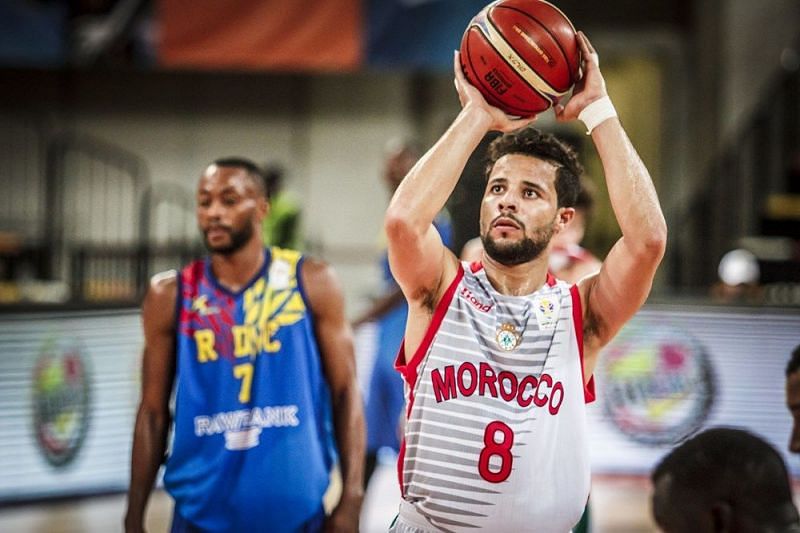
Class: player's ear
555,207,575,233
257,196,269,220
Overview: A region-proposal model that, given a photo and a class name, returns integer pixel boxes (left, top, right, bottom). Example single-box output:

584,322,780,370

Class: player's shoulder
297,255,346,315
150,269,178,291
298,256,338,288
141,270,179,330
146,270,178,305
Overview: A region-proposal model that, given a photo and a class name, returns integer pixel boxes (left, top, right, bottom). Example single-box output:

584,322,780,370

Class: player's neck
209,239,265,292
481,251,550,296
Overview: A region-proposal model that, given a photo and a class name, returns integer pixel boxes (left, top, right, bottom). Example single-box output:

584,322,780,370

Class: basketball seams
460,0,581,116
480,14,563,100
490,5,575,93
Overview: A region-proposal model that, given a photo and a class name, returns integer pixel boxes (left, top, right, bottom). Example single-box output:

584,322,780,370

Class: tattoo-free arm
124,273,178,533
302,259,365,533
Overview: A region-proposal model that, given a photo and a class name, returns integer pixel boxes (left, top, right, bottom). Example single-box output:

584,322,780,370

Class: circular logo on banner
32,339,91,467
599,321,714,445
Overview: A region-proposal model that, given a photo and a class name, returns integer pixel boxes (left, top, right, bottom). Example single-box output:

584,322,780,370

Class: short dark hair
787,344,800,376
652,427,793,518
485,127,583,208
211,157,267,198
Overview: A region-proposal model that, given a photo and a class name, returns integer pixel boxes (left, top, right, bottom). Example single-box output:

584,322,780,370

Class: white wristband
578,96,617,135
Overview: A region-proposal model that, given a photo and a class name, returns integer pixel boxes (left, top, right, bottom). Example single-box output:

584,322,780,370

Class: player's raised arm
560,33,667,362
384,53,534,318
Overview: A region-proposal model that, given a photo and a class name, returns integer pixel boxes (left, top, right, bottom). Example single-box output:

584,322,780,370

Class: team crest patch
533,295,560,331
496,323,521,352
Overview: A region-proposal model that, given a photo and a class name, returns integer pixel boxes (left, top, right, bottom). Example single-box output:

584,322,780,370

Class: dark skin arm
124,272,178,533
302,258,365,533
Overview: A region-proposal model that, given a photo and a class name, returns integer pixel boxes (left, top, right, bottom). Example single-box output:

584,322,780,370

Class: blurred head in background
550,177,595,250
383,138,421,193
196,157,267,255
787,345,800,454
651,427,799,533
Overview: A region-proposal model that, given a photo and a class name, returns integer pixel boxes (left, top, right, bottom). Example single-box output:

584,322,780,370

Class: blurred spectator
353,138,453,490
787,344,800,454
546,178,602,283
651,427,800,532
261,164,303,250
69,0,153,66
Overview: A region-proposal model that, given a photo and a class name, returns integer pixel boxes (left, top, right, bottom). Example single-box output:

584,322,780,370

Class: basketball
459,0,581,117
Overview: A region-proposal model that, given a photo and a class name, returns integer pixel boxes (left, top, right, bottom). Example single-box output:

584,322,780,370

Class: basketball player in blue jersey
385,32,667,532
125,158,365,533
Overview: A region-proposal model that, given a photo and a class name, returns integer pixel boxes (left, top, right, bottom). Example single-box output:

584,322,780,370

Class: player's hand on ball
555,32,608,122
454,51,536,133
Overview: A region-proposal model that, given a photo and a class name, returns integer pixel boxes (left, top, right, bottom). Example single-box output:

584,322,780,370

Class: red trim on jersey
469,260,483,273
396,437,407,497
394,264,465,389
570,283,596,403
546,272,557,286
393,264,464,498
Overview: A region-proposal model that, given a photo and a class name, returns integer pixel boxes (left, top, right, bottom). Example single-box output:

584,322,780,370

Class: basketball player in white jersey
384,32,667,532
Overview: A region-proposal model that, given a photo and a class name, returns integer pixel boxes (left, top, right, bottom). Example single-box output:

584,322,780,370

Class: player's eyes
491,185,503,193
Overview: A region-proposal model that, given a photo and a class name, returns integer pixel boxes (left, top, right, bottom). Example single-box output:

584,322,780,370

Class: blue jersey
164,247,335,533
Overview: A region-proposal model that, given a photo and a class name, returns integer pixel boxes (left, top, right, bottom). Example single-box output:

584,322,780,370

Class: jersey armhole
394,264,465,390
570,283,596,403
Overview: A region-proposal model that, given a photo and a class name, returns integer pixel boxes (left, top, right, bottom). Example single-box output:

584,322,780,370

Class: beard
482,215,555,266
202,222,254,256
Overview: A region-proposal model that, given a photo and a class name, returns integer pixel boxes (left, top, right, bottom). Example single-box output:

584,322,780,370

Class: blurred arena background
0,0,798,531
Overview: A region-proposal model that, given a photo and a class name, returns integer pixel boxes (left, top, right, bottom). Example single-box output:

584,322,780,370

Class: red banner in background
158,0,362,71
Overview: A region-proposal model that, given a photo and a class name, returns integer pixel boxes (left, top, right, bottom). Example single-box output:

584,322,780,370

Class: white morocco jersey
392,262,595,533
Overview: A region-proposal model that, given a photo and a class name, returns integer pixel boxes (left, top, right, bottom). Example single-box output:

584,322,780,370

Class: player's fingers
577,32,599,68
508,115,537,130
454,51,467,83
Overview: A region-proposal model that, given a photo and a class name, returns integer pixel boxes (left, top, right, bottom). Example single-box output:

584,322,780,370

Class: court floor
0,462,658,533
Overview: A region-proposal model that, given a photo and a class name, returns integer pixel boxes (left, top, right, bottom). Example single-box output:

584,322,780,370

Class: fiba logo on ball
598,321,714,445
460,0,581,117
32,338,91,467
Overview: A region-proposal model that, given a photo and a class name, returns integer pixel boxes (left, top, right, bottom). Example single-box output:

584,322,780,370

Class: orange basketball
459,0,581,117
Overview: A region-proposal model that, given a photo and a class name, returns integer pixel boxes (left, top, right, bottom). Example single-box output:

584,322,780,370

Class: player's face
196,165,266,255
480,154,570,266
787,371,800,454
